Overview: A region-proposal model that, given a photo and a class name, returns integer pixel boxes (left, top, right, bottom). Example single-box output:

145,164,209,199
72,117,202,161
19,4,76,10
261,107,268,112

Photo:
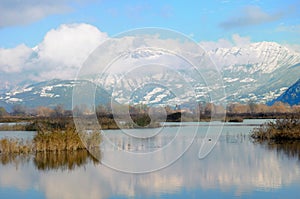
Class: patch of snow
240,78,256,83
23,87,33,92
143,87,165,102
8,98,23,102
224,78,239,83
40,86,54,98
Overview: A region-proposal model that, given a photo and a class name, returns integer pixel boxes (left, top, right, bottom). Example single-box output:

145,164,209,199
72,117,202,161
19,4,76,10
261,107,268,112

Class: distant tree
73,104,91,116
292,105,300,113
248,100,258,114
271,102,289,113
255,104,270,113
214,104,225,114
96,104,108,116
230,103,250,114
110,103,128,115
129,105,139,115
73,105,82,116
0,107,8,117
36,106,54,117
12,105,27,116
204,103,215,115
164,105,173,115
198,102,205,115
52,104,65,117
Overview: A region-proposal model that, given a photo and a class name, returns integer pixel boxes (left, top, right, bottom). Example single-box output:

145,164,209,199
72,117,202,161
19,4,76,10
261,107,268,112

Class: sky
0,0,299,87
0,0,299,48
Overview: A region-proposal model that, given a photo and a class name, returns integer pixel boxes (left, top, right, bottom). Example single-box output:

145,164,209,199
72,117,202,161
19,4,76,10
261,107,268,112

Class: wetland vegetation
251,114,300,142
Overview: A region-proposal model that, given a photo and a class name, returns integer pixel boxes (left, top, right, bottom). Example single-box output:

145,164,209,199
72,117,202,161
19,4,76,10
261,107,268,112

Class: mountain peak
209,41,300,74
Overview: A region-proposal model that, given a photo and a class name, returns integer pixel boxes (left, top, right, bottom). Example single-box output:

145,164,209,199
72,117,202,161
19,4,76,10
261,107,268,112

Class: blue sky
0,0,299,87
0,0,299,48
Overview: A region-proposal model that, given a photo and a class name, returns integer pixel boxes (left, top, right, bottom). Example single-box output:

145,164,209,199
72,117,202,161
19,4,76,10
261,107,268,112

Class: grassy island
0,119,101,154
251,114,300,142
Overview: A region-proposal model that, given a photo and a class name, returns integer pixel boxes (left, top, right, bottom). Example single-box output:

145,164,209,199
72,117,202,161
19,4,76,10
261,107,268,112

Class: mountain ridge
0,41,300,110
268,79,300,106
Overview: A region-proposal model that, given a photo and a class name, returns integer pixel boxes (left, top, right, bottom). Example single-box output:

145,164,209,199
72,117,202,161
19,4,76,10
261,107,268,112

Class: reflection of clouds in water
0,161,39,191
1,132,300,198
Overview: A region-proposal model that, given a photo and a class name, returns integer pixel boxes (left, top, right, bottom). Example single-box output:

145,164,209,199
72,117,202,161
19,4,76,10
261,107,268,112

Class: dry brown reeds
251,114,300,141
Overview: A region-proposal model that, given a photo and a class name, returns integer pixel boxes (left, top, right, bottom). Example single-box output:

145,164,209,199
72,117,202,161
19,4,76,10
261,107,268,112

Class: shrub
251,114,300,141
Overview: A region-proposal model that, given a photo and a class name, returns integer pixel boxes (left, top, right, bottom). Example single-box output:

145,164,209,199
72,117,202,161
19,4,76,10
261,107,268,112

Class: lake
1,119,300,199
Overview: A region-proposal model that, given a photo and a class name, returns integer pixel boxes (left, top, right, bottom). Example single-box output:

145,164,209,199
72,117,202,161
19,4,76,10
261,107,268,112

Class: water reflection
0,149,101,171
33,150,101,171
267,141,300,162
0,123,300,199
0,153,30,166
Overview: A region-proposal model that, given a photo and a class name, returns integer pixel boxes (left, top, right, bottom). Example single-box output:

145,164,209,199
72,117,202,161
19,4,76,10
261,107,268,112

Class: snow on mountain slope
0,79,111,111
268,79,300,106
1,41,300,109
95,41,300,105
209,42,300,73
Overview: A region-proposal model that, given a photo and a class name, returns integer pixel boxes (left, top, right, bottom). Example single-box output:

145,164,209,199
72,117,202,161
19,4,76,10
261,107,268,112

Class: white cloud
200,34,251,51
0,44,33,73
283,44,300,53
220,6,285,29
0,0,94,28
232,34,251,47
276,24,300,33
199,39,233,51
37,23,108,68
0,24,299,91
0,0,68,27
0,23,108,83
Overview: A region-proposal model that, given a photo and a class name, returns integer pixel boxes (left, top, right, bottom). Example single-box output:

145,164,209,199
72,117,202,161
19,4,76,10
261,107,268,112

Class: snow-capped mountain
218,42,300,103
268,79,300,106
93,41,300,106
0,41,300,110
0,79,111,111
209,42,299,73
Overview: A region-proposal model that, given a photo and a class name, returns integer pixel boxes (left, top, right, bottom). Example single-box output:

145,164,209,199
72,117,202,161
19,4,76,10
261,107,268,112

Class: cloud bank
0,0,90,28
0,23,107,86
220,6,285,29
199,34,251,51
0,23,298,90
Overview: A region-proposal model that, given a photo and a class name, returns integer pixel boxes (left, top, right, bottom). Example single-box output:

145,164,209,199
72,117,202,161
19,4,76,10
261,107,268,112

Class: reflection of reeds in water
0,153,31,167
267,141,300,162
0,149,101,171
34,149,100,171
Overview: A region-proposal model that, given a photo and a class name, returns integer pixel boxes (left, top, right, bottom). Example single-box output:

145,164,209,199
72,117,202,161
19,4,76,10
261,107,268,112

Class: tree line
0,101,299,119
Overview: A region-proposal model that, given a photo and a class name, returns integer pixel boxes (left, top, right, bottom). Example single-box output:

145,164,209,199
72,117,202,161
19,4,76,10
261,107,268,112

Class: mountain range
0,79,111,111
0,41,299,110
269,79,300,106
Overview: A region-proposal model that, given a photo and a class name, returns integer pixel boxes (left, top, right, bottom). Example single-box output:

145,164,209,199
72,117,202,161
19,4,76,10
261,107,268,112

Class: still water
0,119,300,199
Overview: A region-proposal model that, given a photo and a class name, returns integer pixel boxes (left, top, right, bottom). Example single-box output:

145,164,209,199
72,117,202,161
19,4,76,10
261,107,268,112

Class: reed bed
251,115,300,142
0,138,32,154
0,120,102,154
0,124,27,131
